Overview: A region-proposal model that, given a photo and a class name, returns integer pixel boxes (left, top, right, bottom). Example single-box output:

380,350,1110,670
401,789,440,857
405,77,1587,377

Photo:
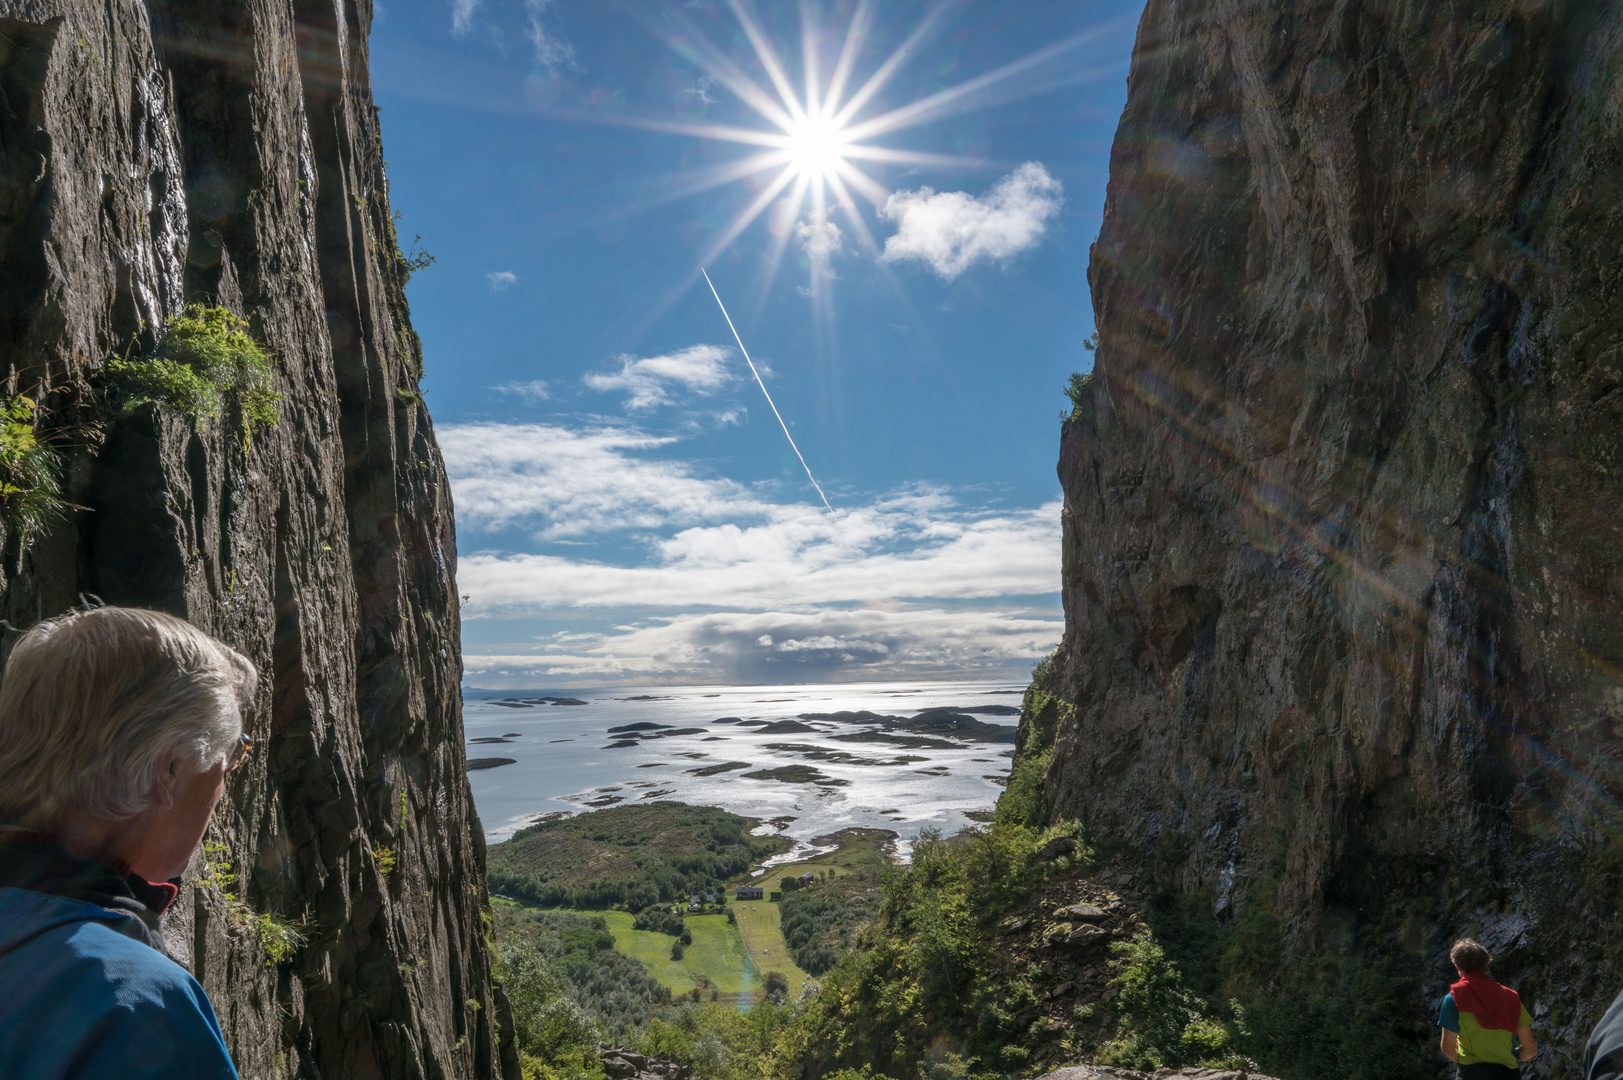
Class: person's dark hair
1451,938,1492,973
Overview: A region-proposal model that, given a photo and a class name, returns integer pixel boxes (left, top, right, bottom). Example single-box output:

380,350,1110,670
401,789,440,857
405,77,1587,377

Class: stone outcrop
599,1046,695,1080
1025,0,1623,1071
0,0,510,1076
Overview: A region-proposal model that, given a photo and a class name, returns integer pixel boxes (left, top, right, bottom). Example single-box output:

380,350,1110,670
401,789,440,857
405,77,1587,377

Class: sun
784,113,850,179
557,0,1112,332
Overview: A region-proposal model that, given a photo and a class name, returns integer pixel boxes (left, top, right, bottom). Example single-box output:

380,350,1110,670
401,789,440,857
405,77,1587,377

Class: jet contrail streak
701,268,834,514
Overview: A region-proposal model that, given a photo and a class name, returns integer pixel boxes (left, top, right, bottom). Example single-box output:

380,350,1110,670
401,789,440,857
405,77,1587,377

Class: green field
499,811,898,1005
731,897,809,996
563,909,761,995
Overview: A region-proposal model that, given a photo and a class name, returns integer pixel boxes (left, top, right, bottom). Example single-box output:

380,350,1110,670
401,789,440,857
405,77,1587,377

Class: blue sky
369,0,1145,687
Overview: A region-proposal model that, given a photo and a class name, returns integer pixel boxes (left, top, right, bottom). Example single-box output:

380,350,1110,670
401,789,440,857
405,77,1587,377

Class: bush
1092,927,1250,1072
495,907,669,1046
995,747,1052,828
637,998,798,1080
783,821,1090,1078
104,305,280,450
780,888,873,976
251,913,306,967
632,905,685,936
679,927,692,946
0,395,66,543
670,941,684,961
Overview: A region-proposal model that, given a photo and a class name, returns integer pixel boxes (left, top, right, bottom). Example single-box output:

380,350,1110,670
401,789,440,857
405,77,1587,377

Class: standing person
0,606,258,1079
1439,938,1538,1079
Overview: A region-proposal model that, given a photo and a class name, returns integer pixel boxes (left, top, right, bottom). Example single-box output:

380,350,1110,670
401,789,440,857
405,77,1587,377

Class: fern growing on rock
0,395,67,544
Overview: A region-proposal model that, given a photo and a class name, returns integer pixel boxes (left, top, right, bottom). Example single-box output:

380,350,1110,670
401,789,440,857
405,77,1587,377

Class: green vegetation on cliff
104,305,281,449
0,395,67,543
488,803,788,910
784,821,1093,1078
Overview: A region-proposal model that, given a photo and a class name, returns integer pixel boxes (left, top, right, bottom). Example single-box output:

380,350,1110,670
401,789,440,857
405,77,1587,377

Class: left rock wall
0,2,515,1077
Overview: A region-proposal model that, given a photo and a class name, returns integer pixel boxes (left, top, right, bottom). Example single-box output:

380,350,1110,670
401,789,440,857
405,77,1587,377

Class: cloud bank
880,162,1063,280
440,419,1062,685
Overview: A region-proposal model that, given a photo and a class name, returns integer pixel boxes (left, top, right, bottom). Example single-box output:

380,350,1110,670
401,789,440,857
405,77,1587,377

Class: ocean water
463,679,1025,862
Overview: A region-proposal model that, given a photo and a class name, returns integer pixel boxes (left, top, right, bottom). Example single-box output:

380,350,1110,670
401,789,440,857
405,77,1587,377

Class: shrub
1093,927,1249,1072
0,395,66,543
670,941,684,961
780,888,873,975
1062,334,1099,423
632,905,685,936
251,913,307,967
679,927,693,947
994,747,1052,828
105,305,281,450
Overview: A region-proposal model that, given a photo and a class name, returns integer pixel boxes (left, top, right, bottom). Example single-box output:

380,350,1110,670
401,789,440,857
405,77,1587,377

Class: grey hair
0,606,257,828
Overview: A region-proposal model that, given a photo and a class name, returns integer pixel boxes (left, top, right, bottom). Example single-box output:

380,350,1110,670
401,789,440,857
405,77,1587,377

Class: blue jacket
0,838,237,1080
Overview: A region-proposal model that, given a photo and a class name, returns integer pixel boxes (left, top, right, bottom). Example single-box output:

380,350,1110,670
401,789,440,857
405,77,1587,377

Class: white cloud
582,344,734,411
460,606,1060,684
457,498,1060,610
439,422,771,538
487,270,518,291
879,162,1063,280
524,0,575,69
441,420,1060,598
441,419,1063,685
777,636,889,654
492,380,549,402
451,0,481,35
797,218,843,260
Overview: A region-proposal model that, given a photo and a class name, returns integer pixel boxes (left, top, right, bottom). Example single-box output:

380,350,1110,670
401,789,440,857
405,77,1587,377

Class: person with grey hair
0,605,256,1079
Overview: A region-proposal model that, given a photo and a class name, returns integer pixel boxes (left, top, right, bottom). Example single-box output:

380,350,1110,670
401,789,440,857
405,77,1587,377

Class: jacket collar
0,828,176,953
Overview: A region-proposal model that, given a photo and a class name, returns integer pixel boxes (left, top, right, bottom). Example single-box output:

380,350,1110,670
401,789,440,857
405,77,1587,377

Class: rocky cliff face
1031,0,1623,1071
0,1,511,1077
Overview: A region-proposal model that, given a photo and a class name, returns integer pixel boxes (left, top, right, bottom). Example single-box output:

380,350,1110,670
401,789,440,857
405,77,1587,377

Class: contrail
701,268,834,513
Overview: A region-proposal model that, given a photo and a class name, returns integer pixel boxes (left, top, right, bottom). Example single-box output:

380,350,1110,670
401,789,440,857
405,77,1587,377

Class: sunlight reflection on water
463,680,1023,861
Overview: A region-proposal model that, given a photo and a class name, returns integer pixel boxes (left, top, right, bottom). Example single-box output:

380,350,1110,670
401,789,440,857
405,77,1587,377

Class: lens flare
544,0,1133,334
785,113,850,179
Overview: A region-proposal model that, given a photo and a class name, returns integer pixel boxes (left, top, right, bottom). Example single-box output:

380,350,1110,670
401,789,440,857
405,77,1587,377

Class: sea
463,679,1025,864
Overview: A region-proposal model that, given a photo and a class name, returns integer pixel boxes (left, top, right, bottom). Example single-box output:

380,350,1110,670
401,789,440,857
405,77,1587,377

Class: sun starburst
548,0,1128,338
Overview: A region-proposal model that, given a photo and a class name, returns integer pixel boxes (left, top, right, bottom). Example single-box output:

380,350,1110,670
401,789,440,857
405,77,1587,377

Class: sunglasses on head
225,732,256,774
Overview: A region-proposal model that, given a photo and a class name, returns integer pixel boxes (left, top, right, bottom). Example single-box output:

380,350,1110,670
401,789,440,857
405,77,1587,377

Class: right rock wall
1036,0,1623,1069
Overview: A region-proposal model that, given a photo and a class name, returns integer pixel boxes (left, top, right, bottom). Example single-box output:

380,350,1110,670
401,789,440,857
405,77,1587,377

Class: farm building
770,891,783,901
797,872,815,886
736,886,764,900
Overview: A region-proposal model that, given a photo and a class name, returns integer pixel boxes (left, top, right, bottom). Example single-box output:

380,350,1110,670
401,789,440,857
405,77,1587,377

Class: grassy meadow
563,909,760,996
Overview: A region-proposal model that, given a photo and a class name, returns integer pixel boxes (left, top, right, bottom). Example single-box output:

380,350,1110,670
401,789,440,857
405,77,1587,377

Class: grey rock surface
1023,0,1623,1074
0,0,510,1076
599,1047,693,1080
